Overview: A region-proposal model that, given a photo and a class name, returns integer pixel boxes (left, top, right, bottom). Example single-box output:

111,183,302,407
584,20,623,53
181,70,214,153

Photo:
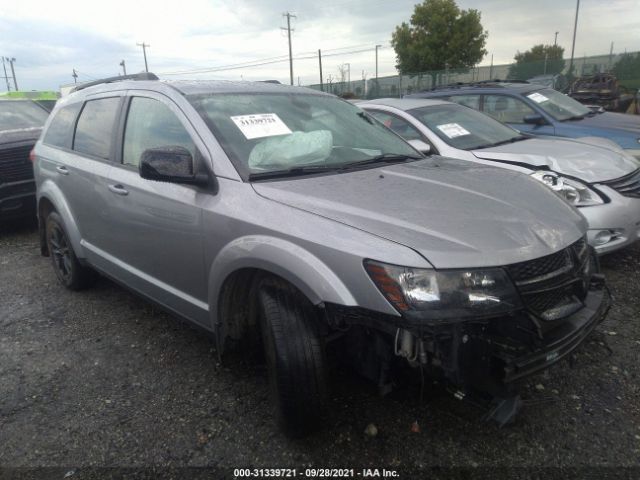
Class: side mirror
523,114,547,126
408,139,432,155
139,146,208,185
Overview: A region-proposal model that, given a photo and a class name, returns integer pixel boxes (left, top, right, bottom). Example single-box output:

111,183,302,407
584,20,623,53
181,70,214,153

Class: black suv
0,99,50,222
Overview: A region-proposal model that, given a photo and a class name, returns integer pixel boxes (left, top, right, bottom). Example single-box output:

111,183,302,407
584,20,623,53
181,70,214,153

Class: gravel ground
1,220,639,477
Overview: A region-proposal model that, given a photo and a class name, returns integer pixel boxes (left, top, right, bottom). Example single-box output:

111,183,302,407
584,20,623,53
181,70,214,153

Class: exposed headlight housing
364,260,522,320
530,171,604,206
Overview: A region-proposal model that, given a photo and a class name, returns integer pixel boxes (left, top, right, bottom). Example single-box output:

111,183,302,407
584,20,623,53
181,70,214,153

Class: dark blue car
406,82,640,160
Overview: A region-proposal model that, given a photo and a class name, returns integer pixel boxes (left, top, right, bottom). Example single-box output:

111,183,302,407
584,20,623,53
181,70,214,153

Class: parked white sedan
360,98,640,254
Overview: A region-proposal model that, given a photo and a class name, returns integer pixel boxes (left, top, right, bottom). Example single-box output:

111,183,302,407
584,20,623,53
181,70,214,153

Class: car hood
577,111,640,134
0,127,42,146
472,137,637,183
252,158,586,269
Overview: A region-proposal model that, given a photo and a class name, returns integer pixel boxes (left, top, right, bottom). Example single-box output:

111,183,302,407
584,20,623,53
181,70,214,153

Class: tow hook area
394,327,523,427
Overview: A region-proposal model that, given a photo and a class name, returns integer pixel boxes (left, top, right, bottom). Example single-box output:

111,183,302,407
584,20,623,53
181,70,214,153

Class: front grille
507,238,592,322
0,145,34,184
600,168,640,199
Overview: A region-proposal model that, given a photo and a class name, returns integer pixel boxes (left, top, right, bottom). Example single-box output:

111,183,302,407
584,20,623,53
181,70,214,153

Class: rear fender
37,179,84,258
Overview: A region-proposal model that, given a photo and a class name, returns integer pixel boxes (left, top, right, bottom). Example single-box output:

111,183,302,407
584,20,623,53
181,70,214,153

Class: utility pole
7,58,17,91
1,57,10,92
345,62,351,92
72,69,78,84
318,49,323,92
609,42,614,70
568,0,580,76
544,53,548,74
375,44,381,79
554,31,559,47
490,54,494,79
282,12,296,86
120,60,127,76
137,42,150,72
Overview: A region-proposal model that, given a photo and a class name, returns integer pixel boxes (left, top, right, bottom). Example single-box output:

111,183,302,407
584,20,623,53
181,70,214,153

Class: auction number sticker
436,122,470,138
527,92,549,103
231,113,292,139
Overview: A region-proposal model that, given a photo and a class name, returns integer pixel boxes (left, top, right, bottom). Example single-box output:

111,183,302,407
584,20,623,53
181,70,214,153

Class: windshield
188,92,419,178
408,103,524,150
0,100,49,130
524,88,590,121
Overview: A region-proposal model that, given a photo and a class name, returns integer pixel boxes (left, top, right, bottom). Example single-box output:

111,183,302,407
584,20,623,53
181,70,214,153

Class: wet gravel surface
1,220,639,474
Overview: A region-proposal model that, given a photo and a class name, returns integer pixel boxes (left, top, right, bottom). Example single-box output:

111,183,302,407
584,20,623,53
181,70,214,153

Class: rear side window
73,97,121,160
43,103,82,148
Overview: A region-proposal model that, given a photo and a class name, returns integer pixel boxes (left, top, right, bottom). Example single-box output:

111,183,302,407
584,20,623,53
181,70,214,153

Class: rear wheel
45,212,95,290
257,277,328,437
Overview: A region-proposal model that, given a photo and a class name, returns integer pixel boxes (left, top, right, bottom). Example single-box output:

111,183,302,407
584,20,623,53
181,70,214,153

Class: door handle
55,166,69,175
108,184,129,196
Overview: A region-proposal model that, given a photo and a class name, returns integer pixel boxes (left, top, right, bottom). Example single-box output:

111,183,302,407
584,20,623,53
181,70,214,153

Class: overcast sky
1,0,638,91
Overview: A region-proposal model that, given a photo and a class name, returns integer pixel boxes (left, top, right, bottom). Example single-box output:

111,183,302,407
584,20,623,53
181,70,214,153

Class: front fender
38,179,84,258
208,235,357,329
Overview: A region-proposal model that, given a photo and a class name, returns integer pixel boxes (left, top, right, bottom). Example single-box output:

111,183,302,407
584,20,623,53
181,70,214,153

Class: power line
158,45,386,76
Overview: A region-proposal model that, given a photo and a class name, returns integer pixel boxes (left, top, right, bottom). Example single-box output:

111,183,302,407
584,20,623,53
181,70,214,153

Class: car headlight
530,171,604,206
364,260,522,320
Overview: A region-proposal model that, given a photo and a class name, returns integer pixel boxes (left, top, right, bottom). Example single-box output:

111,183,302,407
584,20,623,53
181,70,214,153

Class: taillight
29,148,36,163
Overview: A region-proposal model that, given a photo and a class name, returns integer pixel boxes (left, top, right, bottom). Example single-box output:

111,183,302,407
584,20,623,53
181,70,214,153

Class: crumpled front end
327,238,611,422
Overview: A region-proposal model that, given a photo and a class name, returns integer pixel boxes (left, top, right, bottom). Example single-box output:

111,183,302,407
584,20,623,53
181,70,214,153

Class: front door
104,93,210,325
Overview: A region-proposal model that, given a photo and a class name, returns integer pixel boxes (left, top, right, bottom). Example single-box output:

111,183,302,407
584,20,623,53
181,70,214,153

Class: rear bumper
0,180,36,220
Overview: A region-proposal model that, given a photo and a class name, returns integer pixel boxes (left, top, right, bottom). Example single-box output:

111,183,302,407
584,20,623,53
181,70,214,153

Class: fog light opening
593,230,612,246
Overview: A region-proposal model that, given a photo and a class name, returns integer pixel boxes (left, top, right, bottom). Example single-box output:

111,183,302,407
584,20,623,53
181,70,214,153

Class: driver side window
123,97,196,167
482,95,535,124
367,110,423,141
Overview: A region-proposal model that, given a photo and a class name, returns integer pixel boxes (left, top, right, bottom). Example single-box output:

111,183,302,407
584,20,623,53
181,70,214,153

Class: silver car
360,98,640,255
34,75,610,435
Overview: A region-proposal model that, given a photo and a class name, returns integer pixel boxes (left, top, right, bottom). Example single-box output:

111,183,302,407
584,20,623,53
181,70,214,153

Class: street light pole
345,62,351,92
554,31,559,47
568,0,580,76
375,44,381,79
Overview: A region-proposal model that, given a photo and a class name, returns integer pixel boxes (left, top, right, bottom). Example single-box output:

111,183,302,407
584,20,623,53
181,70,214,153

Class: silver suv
34,74,610,436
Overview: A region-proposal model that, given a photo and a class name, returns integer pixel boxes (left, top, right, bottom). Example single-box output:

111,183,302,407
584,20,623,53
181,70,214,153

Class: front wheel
45,212,95,290
257,277,328,437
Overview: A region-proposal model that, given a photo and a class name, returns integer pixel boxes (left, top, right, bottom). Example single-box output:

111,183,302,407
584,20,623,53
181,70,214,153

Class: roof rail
421,78,530,92
71,72,159,93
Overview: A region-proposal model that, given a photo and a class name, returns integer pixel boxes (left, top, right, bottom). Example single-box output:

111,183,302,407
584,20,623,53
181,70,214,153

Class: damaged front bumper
327,275,611,401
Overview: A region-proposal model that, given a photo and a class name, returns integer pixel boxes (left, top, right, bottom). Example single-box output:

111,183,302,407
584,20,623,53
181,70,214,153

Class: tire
257,277,328,437
45,212,95,290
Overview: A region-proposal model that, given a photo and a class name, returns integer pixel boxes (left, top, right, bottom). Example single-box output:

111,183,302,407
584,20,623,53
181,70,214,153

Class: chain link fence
306,51,640,100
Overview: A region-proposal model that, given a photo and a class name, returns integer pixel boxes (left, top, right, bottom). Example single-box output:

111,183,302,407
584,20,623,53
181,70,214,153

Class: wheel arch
209,235,357,353
37,180,84,259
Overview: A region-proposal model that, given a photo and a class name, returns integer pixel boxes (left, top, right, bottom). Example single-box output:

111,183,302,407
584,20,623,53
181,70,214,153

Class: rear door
39,95,123,264
104,91,209,325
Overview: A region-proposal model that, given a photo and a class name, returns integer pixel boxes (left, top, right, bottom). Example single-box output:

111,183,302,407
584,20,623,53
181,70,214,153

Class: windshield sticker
527,92,549,103
231,113,292,140
436,123,470,138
